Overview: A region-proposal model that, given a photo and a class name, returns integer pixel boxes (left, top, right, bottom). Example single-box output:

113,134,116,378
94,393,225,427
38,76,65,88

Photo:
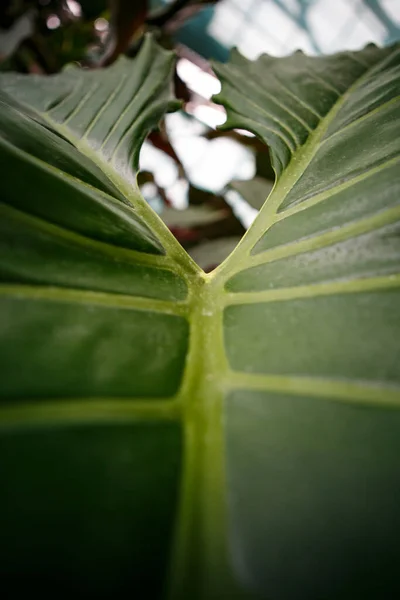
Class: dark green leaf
1,39,400,600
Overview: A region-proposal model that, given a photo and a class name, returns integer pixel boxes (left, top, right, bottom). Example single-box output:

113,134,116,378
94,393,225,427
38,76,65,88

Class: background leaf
188,236,241,271
230,176,274,210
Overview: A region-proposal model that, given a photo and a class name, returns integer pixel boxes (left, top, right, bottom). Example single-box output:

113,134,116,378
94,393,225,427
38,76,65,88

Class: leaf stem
166,275,246,599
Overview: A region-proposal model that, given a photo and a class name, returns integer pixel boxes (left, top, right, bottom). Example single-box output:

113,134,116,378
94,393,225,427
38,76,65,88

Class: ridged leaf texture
1,36,400,599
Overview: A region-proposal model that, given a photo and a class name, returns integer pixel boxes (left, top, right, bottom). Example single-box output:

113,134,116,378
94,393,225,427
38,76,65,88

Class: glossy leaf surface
1,37,400,600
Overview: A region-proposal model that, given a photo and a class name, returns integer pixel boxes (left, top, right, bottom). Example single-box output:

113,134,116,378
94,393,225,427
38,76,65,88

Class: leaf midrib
167,45,400,598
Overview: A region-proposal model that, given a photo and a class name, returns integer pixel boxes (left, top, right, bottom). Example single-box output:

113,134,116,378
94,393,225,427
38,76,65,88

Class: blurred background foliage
1,0,399,270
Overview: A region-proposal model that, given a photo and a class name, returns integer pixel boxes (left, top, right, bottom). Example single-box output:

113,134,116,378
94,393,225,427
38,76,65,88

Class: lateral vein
0,398,182,429
224,274,400,305
275,155,400,222
225,371,400,408
244,203,400,269
0,284,189,316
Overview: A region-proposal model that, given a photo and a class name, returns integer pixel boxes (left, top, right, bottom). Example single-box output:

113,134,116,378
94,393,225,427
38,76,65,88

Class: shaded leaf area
226,389,400,599
1,423,182,598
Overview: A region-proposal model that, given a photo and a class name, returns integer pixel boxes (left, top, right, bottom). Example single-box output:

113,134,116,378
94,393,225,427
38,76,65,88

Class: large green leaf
1,36,400,599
